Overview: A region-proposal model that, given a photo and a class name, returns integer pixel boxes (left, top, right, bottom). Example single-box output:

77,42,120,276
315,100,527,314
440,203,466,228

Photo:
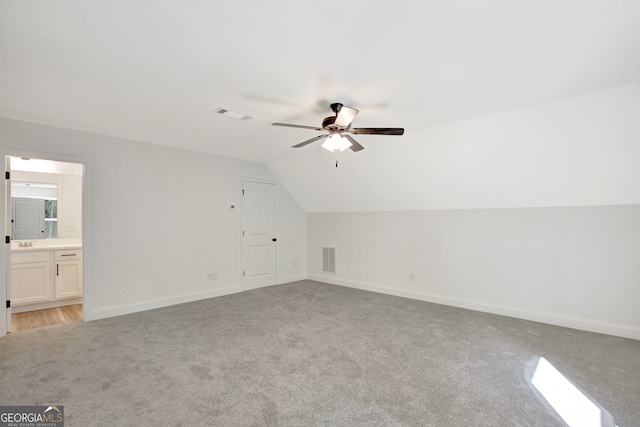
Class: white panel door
12,197,45,240
242,181,277,290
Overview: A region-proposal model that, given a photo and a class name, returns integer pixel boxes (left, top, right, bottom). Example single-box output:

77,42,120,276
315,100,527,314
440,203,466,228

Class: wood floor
11,304,82,333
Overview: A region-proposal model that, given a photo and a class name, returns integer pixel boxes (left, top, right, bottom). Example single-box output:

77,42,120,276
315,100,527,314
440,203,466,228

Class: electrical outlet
294,261,298,268
207,272,218,281
410,273,415,282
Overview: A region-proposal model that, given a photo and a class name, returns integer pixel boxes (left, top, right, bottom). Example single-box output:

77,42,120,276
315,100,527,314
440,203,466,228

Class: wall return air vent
322,247,336,274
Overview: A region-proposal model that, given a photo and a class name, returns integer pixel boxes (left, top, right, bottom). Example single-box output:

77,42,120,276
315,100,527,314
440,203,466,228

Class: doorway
3,155,85,334
241,180,277,290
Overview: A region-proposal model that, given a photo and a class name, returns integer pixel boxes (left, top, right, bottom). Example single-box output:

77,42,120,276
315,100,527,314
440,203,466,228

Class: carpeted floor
1,280,638,426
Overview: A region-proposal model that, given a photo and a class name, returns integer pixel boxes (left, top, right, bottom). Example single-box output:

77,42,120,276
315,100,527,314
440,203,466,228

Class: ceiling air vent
215,108,253,121
323,247,336,274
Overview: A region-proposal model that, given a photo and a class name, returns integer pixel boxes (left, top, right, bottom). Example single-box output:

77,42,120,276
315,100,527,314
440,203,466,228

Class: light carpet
1,280,639,426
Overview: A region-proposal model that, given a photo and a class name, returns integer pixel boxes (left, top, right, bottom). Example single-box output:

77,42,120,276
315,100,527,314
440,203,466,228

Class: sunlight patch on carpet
531,357,618,427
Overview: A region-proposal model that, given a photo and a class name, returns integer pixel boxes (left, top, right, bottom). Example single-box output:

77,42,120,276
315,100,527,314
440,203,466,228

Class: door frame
240,178,278,290
1,149,90,337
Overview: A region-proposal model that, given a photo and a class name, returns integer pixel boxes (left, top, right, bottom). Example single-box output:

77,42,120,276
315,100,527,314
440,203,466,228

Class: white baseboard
85,285,242,321
85,277,309,322
12,297,83,314
278,274,308,285
308,274,640,340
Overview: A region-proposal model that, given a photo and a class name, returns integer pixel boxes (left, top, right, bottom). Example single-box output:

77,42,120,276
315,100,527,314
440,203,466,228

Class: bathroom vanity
10,240,82,313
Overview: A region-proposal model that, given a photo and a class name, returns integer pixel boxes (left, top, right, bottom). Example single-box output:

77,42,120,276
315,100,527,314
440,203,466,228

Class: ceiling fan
272,103,404,152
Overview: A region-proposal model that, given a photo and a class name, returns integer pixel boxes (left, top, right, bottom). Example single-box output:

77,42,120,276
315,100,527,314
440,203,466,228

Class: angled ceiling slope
1,1,639,165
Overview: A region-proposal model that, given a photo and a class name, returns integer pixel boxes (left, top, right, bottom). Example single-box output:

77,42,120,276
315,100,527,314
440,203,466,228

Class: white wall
0,117,306,321
286,84,640,340
308,206,640,339
276,185,307,284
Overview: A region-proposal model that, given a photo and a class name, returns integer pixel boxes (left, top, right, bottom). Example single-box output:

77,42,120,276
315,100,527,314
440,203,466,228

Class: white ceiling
1,1,639,165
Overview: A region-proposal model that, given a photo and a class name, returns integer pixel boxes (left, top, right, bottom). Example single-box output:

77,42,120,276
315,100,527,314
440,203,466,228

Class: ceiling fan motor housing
322,115,338,129
323,103,344,129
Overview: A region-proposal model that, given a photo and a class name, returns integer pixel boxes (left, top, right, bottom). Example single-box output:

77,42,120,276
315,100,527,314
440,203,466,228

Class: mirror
9,156,83,241
11,182,58,240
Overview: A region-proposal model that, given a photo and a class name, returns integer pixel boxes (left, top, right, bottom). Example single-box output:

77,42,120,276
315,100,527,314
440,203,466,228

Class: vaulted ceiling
2,1,640,211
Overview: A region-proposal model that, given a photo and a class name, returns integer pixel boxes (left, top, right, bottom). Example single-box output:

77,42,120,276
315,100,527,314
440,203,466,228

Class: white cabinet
11,248,83,310
54,250,83,299
11,251,52,305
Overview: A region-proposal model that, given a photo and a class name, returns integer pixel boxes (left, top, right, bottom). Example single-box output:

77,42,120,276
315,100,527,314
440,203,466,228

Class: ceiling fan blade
292,134,329,148
343,134,364,152
334,105,359,127
350,127,404,135
272,122,323,131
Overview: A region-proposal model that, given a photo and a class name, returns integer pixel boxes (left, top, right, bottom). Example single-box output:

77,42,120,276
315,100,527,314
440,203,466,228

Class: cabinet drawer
55,249,82,261
11,251,50,264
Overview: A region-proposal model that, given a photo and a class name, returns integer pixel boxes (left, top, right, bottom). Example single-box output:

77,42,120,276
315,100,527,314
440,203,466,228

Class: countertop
11,239,82,252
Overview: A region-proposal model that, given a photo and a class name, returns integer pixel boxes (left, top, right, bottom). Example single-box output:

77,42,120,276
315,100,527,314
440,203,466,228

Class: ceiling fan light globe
334,106,359,127
321,134,352,152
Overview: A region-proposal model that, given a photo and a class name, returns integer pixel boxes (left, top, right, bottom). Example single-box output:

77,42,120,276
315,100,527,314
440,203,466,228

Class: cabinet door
11,262,52,305
55,260,83,299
